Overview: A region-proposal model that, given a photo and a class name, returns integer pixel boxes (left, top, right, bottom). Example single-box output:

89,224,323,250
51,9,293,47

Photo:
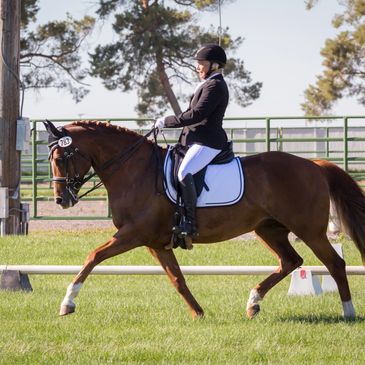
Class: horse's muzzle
55,196,63,205
55,195,77,209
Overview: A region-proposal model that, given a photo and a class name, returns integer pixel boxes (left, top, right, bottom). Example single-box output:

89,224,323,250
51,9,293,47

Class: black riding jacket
164,73,229,150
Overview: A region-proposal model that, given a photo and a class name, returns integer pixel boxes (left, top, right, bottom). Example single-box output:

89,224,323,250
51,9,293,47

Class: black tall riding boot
178,173,198,237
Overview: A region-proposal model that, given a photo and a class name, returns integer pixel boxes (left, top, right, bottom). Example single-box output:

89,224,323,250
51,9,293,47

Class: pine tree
302,0,365,115
20,0,95,102
90,0,262,120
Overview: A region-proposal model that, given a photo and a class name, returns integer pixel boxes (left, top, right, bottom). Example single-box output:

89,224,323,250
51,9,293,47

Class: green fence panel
22,116,365,220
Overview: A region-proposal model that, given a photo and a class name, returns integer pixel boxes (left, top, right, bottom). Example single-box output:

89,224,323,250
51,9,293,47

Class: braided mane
69,120,154,145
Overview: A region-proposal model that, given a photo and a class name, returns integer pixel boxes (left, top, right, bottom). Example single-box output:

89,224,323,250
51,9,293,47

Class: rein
48,127,159,201
79,127,158,199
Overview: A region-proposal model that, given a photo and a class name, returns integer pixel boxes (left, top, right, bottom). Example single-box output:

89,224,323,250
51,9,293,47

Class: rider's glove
154,117,165,131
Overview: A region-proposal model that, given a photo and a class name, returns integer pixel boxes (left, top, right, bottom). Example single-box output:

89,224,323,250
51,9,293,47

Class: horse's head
43,120,93,209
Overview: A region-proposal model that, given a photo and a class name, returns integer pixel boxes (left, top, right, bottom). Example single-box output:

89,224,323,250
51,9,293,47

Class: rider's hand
154,117,165,131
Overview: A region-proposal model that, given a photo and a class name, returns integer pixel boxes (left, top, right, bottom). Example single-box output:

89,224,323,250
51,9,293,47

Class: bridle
47,126,159,204
48,132,93,204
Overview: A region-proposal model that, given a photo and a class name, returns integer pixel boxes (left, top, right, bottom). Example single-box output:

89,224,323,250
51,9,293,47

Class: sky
23,0,364,126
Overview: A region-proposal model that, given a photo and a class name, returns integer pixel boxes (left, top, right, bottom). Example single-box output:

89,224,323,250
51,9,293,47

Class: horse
43,120,365,320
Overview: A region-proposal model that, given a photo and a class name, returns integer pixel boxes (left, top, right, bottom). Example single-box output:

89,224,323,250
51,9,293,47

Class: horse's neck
88,132,139,166
89,133,166,186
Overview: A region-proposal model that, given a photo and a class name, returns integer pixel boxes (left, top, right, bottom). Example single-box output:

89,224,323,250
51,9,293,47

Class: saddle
169,141,235,197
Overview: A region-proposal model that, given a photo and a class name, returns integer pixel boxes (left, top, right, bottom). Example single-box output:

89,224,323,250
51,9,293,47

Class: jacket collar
206,72,223,80
193,73,224,94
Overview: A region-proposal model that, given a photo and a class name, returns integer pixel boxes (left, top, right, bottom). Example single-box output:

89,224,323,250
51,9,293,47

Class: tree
90,0,262,121
20,0,95,102
302,0,365,116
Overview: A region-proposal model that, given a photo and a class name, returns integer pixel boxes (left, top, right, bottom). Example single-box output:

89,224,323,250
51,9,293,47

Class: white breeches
178,144,221,182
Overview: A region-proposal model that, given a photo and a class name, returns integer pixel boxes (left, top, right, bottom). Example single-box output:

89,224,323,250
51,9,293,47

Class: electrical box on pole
0,187,8,218
0,187,8,237
16,117,30,152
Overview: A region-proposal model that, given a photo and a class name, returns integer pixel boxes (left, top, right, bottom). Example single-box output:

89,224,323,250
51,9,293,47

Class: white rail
0,265,364,275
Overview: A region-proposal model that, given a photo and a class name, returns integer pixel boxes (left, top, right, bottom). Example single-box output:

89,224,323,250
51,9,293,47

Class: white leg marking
342,300,356,319
246,288,262,310
61,282,82,307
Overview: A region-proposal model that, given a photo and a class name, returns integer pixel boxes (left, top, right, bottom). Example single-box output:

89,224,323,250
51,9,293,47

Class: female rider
154,44,229,240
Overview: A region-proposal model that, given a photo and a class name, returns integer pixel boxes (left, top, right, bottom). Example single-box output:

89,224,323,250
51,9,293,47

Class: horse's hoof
344,312,356,321
192,311,205,320
59,304,75,316
246,304,260,319
344,315,356,322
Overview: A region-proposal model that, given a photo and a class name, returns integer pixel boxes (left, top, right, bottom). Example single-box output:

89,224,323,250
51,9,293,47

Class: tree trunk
141,1,181,115
143,1,181,115
156,55,182,116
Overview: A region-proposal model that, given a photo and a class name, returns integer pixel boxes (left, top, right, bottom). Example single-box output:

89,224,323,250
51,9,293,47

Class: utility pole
0,0,21,234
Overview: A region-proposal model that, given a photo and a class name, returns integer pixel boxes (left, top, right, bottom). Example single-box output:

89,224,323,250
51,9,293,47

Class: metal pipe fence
22,116,365,220
1,264,365,275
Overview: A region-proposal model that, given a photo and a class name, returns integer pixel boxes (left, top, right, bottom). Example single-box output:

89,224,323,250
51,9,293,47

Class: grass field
1,229,365,364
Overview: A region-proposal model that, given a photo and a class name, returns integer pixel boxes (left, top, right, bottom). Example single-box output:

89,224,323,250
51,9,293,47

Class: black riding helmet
195,44,227,67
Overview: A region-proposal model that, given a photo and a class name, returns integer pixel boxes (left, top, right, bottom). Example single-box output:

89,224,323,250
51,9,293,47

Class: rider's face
196,60,210,80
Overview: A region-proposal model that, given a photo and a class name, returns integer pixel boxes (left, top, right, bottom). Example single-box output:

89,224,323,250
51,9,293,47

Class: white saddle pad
163,147,245,207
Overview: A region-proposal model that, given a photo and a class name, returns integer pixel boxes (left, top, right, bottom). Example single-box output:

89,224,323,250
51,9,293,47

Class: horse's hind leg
303,233,355,319
147,247,204,319
247,220,303,319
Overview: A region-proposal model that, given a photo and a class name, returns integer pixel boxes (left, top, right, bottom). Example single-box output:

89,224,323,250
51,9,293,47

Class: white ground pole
1,265,365,275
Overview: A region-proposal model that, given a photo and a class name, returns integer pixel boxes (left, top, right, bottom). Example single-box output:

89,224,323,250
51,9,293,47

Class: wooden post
0,0,21,234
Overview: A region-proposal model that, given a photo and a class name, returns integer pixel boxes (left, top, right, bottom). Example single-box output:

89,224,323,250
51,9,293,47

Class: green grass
1,230,365,364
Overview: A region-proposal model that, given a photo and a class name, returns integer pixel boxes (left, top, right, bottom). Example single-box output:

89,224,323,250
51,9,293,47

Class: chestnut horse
44,120,365,320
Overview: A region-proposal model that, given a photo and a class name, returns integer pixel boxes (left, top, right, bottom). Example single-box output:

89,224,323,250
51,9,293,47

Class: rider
154,43,229,239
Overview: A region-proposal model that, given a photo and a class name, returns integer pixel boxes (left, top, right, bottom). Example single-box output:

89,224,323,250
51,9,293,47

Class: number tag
58,136,72,148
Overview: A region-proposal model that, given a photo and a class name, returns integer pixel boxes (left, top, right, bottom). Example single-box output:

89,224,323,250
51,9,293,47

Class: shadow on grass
278,314,365,324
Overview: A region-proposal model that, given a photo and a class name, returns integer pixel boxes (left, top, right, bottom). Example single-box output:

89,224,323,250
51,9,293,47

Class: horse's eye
54,158,64,165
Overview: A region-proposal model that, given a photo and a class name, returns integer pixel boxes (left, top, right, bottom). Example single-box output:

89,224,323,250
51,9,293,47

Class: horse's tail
314,159,365,264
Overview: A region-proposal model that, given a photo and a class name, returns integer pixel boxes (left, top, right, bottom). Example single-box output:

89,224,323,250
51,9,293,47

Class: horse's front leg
59,229,141,316
147,247,204,319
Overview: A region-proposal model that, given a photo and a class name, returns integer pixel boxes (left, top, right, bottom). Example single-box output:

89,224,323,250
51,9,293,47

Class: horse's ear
43,119,63,139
